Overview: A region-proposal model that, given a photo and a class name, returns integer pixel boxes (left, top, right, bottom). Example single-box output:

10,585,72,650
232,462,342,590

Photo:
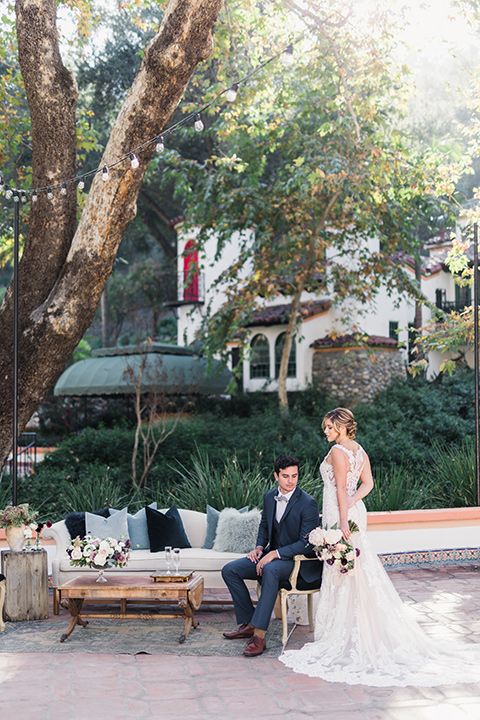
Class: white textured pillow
86,507,129,540
213,508,261,554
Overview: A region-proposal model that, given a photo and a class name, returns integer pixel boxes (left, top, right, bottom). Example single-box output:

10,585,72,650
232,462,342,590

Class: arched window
275,332,296,378
183,241,199,301
250,334,270,379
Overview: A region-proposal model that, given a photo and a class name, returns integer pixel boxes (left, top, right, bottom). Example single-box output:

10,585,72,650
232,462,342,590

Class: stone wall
312,346,406,406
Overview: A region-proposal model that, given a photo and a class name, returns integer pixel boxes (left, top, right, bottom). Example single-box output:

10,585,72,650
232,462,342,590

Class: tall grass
58,469,128,512
364,464,431,512
426,438,477,507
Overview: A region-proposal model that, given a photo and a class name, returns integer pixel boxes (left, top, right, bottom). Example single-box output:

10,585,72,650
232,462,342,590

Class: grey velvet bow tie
275,495,288,503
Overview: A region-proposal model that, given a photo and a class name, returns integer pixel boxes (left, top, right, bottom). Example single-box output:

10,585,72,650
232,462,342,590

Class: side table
0,549,49,621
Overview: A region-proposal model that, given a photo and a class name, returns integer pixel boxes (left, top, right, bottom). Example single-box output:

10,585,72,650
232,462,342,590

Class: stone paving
1,565,480,719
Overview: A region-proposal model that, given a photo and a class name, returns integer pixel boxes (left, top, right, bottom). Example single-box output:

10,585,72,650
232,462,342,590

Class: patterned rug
0,618,291,657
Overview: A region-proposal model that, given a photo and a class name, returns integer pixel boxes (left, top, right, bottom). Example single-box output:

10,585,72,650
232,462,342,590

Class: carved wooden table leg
0,576,6,632
60,598,88,642
178,578,203,643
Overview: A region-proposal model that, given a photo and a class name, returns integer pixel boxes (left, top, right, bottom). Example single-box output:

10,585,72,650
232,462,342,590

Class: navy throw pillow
146,505,192,553
65,508,110,539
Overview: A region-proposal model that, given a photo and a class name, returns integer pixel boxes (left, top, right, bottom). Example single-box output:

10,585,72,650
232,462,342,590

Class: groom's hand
247,546,264,563
256,550,278,576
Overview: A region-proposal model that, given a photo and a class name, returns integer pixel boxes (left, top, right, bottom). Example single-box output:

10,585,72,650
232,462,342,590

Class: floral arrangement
0,503,38,528
308,520,360,575
67,534,131,569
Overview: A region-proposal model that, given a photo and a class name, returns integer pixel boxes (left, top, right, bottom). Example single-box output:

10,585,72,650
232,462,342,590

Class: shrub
426,438,477,508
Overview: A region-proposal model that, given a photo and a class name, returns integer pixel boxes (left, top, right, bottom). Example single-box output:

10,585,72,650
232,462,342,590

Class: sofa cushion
109,503,157,549
213,508,262,554
65,508,110,539
146,505,192,553
86,507,129,540
202,504,249,549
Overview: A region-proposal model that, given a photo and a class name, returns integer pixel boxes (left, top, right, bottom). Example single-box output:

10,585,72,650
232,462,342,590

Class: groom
222,454,322,656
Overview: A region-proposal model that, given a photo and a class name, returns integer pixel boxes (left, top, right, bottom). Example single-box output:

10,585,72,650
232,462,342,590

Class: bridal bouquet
308,521,360,575
67,534,131,569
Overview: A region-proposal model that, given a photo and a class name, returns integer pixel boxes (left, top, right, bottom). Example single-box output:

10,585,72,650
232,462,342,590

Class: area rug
0,619,292,657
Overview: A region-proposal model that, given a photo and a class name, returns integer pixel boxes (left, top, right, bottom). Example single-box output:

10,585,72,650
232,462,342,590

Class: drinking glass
164,546,173,575
173,548,181,575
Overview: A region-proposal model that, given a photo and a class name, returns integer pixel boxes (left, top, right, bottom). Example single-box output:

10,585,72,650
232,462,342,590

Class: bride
280,407,480,686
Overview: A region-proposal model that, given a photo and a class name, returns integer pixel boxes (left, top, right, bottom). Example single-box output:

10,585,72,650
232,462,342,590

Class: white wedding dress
280,444,480,686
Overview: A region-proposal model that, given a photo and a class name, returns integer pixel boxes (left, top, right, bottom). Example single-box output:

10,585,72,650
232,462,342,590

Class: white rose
93,553,107,566
309,528,325,546
83,547,92,557
333,551,342,559
99,540,111,553
321,549,331,561
346,550,356,561
71,547,82,560
23,527,33,539
325,529,343,545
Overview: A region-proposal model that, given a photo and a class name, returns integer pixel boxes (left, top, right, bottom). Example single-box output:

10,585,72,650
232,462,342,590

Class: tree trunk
0,0,222,469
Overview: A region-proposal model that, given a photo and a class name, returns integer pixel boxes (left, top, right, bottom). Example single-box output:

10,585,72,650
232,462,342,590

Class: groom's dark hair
274,454,300,474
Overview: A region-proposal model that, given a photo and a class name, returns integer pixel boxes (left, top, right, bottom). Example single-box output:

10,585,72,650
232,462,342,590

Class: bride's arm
331,447,350,540
347,454,374,507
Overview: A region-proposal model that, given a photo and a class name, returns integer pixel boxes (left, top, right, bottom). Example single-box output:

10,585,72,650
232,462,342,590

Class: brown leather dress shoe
243,635,267,657
223,623,255,639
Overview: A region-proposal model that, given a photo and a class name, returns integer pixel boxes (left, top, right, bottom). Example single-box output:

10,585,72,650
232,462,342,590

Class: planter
5,525,26,552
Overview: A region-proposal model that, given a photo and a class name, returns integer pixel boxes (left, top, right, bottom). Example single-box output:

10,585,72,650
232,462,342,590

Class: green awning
54,344,232,396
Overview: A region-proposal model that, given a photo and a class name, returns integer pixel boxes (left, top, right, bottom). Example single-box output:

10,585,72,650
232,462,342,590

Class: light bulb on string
226,84,238,103
129,153,140,169
13,190,19,203
156,135,165,153
102,165,110,181
32,190,38,202
47,187,53,199
61,182,67,196
194,113,204,132
5,187,12,199
20,191,27,203
0,174,4,190
281,44,294,68
77,178,85,190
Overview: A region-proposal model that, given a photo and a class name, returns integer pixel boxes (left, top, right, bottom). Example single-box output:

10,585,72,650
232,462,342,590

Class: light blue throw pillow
86,507,129,540
202,504,249,549
109,503,157,549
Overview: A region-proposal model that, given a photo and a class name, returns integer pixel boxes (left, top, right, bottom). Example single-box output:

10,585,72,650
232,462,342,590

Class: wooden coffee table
58,573,204,644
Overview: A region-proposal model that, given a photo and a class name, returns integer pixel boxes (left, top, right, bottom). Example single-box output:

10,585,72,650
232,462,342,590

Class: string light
281,43,294,68
226,84,238,103
13,190,19,203
0,39,301,203
194,113,204,132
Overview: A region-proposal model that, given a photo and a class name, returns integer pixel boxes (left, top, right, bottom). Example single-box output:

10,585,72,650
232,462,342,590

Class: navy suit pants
222,555,294,631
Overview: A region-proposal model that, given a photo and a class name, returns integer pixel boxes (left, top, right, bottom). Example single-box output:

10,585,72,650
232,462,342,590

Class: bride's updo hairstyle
322,407,357,440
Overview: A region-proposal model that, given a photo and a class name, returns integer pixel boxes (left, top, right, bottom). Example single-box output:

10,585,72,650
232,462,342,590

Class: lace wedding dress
280,444,480,686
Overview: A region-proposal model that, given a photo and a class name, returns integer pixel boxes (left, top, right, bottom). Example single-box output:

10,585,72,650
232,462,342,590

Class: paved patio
1,565,480,719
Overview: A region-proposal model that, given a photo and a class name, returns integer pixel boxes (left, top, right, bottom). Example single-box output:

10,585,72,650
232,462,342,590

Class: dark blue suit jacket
256,486,321,584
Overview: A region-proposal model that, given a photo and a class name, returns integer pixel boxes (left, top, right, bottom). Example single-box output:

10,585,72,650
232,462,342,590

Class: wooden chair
0,573,6,632
258,554,322,646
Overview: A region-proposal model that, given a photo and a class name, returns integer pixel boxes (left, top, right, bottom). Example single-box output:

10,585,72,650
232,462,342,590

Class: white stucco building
169,221,472,396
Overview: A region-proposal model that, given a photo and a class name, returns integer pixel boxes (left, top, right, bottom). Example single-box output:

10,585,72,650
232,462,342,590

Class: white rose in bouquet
309,527,326,546
325,528,343,545
71,546,83,561
346,550,356,561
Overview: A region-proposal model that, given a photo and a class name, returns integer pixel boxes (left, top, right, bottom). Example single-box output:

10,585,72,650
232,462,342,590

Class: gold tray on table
150,572,194,583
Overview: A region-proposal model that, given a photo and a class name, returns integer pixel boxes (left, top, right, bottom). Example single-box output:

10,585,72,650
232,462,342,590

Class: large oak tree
0,0,222,469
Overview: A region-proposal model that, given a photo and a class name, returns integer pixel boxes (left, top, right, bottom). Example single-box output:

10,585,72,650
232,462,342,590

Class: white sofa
44,508,252,614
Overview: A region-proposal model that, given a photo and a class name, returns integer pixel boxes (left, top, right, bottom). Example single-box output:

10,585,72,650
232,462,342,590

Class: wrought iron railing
6,432,37,477
163,272,205,306
435,300,471,314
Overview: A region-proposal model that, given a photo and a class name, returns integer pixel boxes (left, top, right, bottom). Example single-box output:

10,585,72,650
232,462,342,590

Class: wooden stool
0,573,5,631
1,550,48,621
